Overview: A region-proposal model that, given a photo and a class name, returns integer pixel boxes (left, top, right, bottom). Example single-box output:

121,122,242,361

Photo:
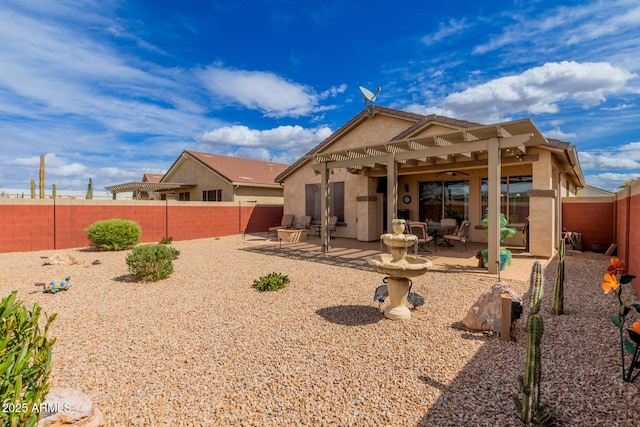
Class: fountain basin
367,254,432,278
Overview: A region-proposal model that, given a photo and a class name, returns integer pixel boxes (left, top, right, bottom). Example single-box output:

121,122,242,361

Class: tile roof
185,151,289,186
142,173,163,183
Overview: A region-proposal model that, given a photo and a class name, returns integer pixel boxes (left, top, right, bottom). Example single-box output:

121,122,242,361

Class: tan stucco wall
283,116,568,259
282,113,420,238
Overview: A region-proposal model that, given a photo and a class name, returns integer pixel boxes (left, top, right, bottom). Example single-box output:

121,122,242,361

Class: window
178,192,190,201
305,182,345,222
203,189,222,201
481,176,532,223
418,180,469,225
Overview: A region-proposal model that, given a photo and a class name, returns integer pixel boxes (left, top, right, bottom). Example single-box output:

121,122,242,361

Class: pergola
104,182,194,199
307,118,548,274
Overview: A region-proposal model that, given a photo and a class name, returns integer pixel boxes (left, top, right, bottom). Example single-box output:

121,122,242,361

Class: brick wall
0,199,283,253
562,197,615,252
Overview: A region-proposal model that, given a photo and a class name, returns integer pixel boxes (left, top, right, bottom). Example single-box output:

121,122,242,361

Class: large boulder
37,388,103,427
462,282,521,331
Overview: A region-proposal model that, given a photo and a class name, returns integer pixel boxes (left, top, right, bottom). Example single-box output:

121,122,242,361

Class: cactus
552,239,565,315
86,177,93,200
52,183,57,199
30,179,36,198
515,261,552,425
39,154,45,199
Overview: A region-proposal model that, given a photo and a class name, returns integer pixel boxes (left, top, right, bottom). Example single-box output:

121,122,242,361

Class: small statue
44,276,71,293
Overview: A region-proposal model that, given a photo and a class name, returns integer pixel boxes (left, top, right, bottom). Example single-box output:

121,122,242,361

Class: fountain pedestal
367,219,432,320
384,276,412,320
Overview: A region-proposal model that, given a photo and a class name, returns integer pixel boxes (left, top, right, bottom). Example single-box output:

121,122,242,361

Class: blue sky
1,0,639,196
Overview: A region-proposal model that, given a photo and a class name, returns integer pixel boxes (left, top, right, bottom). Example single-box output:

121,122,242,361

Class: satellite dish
358,85,381,116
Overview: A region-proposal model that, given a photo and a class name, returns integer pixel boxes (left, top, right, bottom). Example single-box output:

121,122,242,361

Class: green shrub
1,292,56,427
126,244,176,281
159,237,173,244
85,219,141,251
252,272,290,292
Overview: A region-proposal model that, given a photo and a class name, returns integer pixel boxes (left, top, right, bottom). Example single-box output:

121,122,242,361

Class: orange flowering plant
602,258,640,382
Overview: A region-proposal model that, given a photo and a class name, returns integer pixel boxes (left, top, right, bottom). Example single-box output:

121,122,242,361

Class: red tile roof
185,151,289,186
142,173,163,183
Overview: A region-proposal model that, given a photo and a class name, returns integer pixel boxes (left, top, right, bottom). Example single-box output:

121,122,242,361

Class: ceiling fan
434,170,470,177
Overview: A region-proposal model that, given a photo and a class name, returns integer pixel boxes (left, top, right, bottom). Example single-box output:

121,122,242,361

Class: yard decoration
552,239,565,315
515,261,552,425
44,276,71,294
602,257,640,382
481,208,517,270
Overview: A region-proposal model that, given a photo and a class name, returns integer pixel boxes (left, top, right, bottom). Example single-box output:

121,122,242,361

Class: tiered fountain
367,219,432,320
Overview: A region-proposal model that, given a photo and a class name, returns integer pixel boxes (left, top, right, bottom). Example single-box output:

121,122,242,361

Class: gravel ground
1,235,638,426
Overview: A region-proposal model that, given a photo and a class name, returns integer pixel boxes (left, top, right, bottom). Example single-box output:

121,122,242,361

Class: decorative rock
37,388,104,427
462,282,520,331
43,255,80,266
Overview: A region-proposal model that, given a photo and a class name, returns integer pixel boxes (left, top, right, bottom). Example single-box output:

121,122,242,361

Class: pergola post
386,153,397,234
487,138,502,274
320,162,330,253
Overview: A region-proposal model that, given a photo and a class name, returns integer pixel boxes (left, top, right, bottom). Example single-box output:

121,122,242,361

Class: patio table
426,224,455,247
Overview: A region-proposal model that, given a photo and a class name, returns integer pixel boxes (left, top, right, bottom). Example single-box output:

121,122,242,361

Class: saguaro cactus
516,261,551,425
552,239,565,315
52,183,57,199
86,177,93,200
39,154,45,199
30,179,36,199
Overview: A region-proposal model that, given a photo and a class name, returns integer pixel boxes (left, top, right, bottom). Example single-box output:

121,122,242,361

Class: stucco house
107,151,288,204
133,173,163,200
275,106,585,273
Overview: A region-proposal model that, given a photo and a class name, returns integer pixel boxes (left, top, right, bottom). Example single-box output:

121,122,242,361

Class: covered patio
246,232,547,282
308,119,552,274
276,107,585,277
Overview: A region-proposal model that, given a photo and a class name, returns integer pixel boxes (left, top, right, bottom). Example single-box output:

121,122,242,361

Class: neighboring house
576,185,614,198
106,151,288,204
159,150,288,203
275,106,585,272
133,173,164,200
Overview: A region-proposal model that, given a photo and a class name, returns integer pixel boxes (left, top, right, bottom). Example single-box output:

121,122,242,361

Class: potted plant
481,209,517,270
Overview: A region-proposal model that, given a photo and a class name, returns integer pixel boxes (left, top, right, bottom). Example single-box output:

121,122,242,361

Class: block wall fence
0,199,283,253
562,180,640,296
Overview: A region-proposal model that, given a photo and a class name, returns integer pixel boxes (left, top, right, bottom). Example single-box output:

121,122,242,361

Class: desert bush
1,292,56,427
252,272,290,292
126,244,176,282
85,219,141,251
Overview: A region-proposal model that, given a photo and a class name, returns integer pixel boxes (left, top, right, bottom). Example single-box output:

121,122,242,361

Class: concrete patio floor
245,232,551,282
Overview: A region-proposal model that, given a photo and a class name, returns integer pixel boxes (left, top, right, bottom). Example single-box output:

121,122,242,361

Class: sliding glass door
419,180,469,225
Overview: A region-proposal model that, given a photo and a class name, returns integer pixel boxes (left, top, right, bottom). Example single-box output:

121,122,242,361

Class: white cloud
197,67,320,118
422,18,469,45
319,84,348,99
473,0,640,59
11,153,87,177
442,61,635,122
585,171,640,192
198,125,332,163
579,151,640,170
544,128,576,140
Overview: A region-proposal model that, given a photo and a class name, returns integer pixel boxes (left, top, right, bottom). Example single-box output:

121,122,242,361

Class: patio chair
267,214,294,237
297,215,312,229
328,215,339,239
443,220,471,251
409,222,435,254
